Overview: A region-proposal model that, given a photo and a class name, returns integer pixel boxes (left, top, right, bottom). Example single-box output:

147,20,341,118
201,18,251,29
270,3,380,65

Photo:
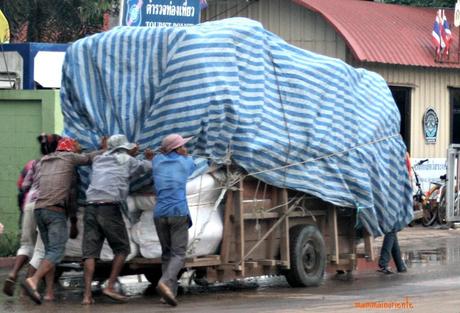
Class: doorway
389,86,411,151
450,88,460,144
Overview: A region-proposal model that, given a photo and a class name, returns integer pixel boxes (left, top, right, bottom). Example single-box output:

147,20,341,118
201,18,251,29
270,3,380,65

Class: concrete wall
0,90,62,234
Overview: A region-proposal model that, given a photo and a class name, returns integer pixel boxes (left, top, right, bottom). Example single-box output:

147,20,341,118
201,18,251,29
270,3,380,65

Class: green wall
0,90,62,234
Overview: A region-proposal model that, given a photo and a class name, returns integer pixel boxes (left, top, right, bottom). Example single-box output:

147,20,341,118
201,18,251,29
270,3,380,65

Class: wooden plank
328,206,340,264
243,210,326,220
220,188,234,264
234,178,245,276
363,231,375,261
242,199,272,210
245,261,258,269
185,256,221,267
258,259,277,266
265,187,277,259
279,188,290,268
243,212,280,219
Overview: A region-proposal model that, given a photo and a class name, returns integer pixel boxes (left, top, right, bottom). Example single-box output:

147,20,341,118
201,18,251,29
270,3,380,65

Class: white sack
131,171,225,258
132,204,223,258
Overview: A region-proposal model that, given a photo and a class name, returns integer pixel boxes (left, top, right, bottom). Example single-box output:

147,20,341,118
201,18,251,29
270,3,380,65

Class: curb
0,257,15,268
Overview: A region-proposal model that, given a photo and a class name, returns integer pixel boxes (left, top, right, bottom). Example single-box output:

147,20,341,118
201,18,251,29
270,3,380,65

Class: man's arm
128,157,152,178
188,157,197,176
69,137,107,165
20,160,37,193
69,150,104,165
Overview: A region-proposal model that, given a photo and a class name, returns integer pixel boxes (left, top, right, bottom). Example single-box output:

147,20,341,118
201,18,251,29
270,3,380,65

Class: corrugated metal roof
294,0,460,69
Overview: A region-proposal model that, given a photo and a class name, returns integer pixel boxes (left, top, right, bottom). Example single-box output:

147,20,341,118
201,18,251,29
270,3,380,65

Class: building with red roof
203,0,460,159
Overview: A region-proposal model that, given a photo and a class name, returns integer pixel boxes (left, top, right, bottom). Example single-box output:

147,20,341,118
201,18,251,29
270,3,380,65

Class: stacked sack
131,171,225,258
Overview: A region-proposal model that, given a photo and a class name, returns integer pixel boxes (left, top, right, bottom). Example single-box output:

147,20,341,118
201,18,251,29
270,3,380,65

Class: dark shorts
34,208,68,265
82,203,130,259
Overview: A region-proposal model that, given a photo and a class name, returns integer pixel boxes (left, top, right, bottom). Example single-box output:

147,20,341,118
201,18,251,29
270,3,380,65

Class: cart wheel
437,193,448,226
422,206,437,227
284,224,326,288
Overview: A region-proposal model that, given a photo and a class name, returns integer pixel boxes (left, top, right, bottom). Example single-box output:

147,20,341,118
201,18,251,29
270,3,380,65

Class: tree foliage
0,0,119,43
382,0,454,7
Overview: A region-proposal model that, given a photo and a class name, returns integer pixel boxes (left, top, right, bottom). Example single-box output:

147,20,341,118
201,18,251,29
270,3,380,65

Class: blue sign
120,0,200,27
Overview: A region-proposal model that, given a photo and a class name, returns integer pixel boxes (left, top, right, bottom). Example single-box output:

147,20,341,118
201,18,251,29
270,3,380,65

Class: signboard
411,158,447,194
423,107,439,144
120,0,201,27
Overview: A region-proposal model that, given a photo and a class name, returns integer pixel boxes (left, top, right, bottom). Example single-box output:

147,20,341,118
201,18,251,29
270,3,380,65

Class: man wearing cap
82,134,154,305
152,133,195,306
22,137,105,305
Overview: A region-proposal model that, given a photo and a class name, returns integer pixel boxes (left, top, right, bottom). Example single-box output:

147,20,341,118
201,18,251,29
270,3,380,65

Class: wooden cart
67,174,373,288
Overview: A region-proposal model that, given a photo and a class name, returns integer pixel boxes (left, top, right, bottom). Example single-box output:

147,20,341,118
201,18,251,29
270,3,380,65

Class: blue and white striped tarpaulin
60,18,412,236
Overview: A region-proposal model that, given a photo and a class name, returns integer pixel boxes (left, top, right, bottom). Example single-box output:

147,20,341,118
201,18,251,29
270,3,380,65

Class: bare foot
102,288,128,302
81,296,95,305
43,295,55,301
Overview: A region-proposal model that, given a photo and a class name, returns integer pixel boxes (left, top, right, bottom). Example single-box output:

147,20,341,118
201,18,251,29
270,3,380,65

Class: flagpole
455,0,460,63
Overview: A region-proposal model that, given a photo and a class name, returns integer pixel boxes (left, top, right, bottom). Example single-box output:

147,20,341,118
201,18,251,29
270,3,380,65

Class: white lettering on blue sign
146,4,195,17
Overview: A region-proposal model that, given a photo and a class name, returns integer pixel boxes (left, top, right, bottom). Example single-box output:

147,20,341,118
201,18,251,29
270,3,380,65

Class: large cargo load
60,17,412,237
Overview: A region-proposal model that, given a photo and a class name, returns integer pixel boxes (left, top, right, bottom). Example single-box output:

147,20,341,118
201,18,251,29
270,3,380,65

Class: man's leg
25,259,54,293
162,217,188,296
7,255,29,282
378,231,396,271
82,258,96,304
25,209,68,302
82,205,104,305
154,218,172,281
4,202,37,295
43,267,55,301
106,254,127,292
391,232,406,272
99,204,130,301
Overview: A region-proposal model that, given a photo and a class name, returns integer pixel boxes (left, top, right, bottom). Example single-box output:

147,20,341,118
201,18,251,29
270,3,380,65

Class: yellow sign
0,9,10,43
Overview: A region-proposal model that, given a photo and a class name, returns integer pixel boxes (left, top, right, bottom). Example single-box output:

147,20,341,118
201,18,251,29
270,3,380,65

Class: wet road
2,226,460,313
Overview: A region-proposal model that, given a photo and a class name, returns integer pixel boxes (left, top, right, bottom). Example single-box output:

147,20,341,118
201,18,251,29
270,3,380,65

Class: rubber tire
284,224,326,288
437,193,447,226
422,206,437,227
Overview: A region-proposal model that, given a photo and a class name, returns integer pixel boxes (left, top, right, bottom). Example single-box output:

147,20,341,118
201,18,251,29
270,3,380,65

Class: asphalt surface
2,225,460,313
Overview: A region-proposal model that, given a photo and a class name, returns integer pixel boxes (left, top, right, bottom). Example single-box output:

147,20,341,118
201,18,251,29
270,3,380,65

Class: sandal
3,277,16,297
21,280,42,304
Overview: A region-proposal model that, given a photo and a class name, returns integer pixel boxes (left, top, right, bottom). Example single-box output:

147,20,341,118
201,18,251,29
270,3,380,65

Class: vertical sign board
120,0,200,27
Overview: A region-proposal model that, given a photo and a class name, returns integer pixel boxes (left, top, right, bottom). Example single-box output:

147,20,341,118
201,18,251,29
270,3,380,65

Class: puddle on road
403,238,460,267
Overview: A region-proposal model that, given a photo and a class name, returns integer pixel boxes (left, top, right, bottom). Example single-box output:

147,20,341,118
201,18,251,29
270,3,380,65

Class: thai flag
432,10,445,57
442,10,452,55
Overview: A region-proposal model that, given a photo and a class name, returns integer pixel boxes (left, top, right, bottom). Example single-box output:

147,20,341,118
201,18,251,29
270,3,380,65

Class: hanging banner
0,9,10,43
120,0,201,27
423,107,439,144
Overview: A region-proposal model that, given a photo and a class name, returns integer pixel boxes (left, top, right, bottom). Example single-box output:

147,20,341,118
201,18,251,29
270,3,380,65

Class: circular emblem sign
423,107,439,144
